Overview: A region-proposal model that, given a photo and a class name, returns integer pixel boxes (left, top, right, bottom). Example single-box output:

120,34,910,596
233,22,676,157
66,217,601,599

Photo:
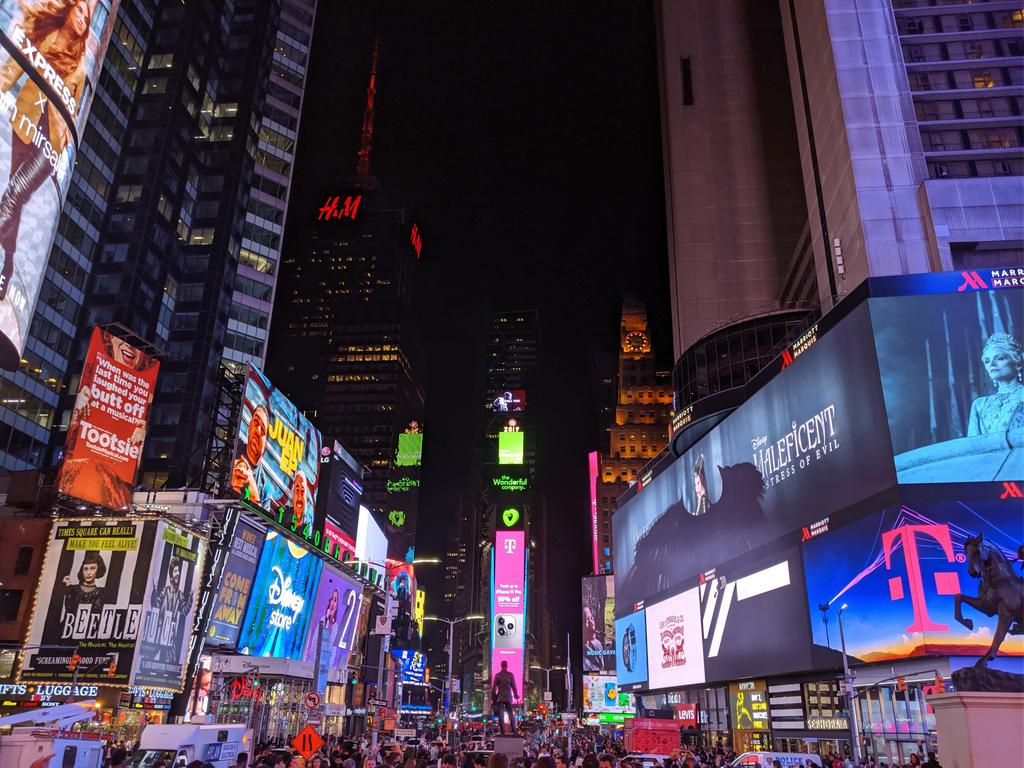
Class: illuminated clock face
624,331,648,352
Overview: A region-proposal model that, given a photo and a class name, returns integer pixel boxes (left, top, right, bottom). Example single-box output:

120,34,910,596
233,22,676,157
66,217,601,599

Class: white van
0,728,105,768
127,723,251,768
730,753,823,768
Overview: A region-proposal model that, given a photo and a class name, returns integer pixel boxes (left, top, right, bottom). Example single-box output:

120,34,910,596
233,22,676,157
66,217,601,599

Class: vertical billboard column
491,528,525,707
57,328,160,510
0,1,120,368
588,452,599,575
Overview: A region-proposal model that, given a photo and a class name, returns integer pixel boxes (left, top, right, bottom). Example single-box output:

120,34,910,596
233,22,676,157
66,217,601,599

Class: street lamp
837,603,861,764
423,614,484,723
530,665,566,710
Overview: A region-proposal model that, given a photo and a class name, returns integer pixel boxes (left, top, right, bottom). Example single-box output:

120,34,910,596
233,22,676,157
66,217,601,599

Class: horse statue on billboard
953,533,1024,668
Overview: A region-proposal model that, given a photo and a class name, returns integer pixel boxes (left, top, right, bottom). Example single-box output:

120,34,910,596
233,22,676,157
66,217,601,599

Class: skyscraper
268,42,425,560
0,0,317,487
595,297,672,574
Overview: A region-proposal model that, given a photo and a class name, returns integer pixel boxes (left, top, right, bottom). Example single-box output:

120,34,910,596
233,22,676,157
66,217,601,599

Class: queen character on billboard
968,333,1023,437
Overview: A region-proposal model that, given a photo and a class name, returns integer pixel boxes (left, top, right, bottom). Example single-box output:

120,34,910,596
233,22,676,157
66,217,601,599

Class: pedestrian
488,755,509,768
109,748,128,768
536,757,556,768
237,753,250,768
598,754,615,768
921,753,940,768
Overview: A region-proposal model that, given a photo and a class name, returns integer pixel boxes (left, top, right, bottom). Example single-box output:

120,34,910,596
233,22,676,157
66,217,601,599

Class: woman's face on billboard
68,2,89,37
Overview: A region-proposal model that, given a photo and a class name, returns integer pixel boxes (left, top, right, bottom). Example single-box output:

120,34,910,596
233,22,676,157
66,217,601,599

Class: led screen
869,287,1024,484
803,488,1024,663
0,0,120,368
644,587,705,690
20,518,159,686
582,575,616,674
355,505,387,568
492,529,525,700
613,303,895,615
133,521,206,691
207,518,263,648
301,565,362,672
386,559,416,618
395,432,423,467
498,431,524,465
231,365,323,538
491,389,526,412
393,649,427,683
614,609,648,691
237,530,323,660
57,328,160,509
582,674,634,714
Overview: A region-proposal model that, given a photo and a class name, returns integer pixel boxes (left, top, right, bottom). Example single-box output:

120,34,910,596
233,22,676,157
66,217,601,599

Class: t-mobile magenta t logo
503,538,517,555
882,523,961,633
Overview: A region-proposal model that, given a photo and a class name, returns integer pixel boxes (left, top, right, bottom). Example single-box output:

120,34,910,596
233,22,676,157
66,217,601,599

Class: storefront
768,679,852,760
658,686,731,751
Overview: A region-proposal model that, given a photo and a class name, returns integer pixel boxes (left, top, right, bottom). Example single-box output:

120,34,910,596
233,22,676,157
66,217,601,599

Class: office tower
595,298,672,574
0,0,317,486
656,0,1022,425
269,43,425,560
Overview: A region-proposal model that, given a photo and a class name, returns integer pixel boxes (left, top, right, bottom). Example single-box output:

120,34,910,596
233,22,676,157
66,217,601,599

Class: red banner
57,328,159,508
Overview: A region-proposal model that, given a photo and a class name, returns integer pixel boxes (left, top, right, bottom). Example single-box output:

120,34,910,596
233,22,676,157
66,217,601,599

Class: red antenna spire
355,37,380,177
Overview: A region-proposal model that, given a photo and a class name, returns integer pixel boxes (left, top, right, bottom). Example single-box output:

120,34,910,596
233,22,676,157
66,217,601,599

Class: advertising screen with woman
0,0,119,368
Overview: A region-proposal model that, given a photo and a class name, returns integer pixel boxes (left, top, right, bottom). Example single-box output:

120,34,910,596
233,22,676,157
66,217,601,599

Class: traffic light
896,677,906,693
106,659,117,678
68,653,82,672
934,675,946,694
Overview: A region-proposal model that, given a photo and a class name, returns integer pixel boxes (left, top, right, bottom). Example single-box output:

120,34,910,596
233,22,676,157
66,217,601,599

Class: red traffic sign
292,724,324,760
304,691,322,709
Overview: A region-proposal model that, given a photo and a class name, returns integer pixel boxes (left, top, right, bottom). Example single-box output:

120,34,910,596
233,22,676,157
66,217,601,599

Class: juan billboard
133,521,206,690
236,529,323,660
231,364,323,538
613,303,896,615
0,0,120,368
206,518,263,648
868,287,1024,484
582,575,616,674
492,529,525,700
20,518,159,686
803,486,1024,664
57,327,160,509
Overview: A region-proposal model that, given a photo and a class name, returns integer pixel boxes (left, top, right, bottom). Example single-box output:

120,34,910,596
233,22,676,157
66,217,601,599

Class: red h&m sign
318,195,361,222
409,223,423,258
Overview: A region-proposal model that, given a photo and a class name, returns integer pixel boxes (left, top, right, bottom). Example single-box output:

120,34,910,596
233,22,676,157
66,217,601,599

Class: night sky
278,1,672,653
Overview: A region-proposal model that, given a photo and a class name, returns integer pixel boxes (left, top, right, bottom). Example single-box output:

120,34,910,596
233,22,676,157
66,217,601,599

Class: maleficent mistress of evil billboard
20,518,159,686
0,0,119,368
613,304,896,615
133,521,206,691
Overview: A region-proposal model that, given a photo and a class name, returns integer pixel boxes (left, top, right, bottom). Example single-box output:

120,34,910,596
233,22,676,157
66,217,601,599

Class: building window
13,547,32,576
972,71,994,88
680,57,693,105
0,590,22,621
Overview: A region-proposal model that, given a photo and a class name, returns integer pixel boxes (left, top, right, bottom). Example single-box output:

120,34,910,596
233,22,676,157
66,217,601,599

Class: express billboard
57,327,160,509
868,287,1024,484
0,0,120,368
236,530,323,660
206,518,263,648
133,521,206,690
582,575,615,674
492,529,525,700
231,364,323,538
613,303,896,616
20,518,158,686
802,487,1024,664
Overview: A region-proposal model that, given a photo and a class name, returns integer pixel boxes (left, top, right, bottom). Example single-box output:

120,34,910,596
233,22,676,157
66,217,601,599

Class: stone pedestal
493,735,523,763
930,691,1024,767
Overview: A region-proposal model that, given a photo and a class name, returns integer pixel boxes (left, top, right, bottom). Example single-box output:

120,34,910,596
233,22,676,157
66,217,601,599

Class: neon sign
492,474,528,492
387,477,420,493
410,223,422,258
317,195,361,221
229,676,263,702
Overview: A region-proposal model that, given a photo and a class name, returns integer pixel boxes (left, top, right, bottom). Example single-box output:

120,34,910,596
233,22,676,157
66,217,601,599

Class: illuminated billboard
613,304,895,615
20,518,159,686
231,364,323,538
237,530,323,660
0,0,120,369
492,474,528,493
582,674,634,715
614,608,648,691
588,451,599,574
57,328,160,509
355,505,387,567
386,559,416,618
802,487,1024,663
395,429,423,467
498,431,524,465
644,587,705,691
301,565,362,679
492,529,526,701
207,518,263,648
133,521,207,691
582,575,615,674
491,389,526,412
393,649,427,683
869,286,1024,484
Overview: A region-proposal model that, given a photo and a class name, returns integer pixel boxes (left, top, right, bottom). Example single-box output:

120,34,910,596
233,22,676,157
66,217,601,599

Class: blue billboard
207,518,263,648
614,609,648,691
237,530,323,660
